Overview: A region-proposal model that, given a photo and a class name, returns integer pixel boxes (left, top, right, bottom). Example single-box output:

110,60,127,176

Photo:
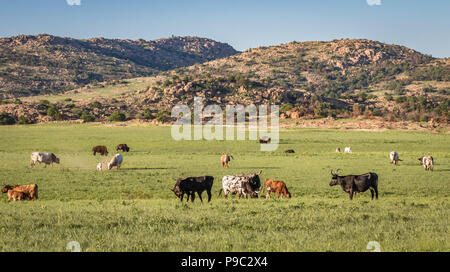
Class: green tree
0,113,16,125
109,112,126,122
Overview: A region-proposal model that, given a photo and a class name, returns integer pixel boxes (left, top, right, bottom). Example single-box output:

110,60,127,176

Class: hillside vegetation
0,34,237,97
0,39,448,125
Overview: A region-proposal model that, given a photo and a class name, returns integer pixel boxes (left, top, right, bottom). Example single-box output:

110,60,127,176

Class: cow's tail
218,188,223,197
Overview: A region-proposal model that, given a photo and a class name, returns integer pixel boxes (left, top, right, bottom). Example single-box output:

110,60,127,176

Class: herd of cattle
1,143,436,202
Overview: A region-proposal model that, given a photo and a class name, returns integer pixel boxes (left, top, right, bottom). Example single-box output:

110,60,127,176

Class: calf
390,151,400,165
344,147,352,153
92,146,108,156
284,149,295,153
1,184,38,200
221,154,233,168
262,179,291,199
7,190,31,201
219,171,261,199
116,144,130,152
420,156,434,171
336,147,341,153
172,176,214,203
329,169,378,200
30,152,60,168
107,154,123,170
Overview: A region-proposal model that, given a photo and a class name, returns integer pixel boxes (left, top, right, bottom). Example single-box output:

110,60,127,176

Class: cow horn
336,169,341,174
258,170,262,175
330,169,334,175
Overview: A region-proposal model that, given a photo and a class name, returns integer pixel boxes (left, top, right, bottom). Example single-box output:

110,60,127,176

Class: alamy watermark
171,97,279,151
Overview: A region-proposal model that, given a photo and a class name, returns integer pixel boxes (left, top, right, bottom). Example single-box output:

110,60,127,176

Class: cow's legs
370,189,375,200
197,191,203,203
374,187,378,199
207,190,212,202
349,189,353,200
190,193,195,202
180,192,184,202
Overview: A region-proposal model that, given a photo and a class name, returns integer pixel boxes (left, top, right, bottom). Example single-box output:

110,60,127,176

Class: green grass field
0,124,448,252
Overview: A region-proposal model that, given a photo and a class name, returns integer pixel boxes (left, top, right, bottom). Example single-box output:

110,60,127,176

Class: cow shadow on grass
433,169,450,172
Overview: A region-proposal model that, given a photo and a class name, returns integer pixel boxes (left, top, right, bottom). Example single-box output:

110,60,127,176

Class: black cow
116,144,130,152
172,176,214,203
259,136,271,144
329,169,379,200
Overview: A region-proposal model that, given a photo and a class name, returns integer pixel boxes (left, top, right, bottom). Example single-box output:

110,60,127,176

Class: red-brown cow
262,179,291,199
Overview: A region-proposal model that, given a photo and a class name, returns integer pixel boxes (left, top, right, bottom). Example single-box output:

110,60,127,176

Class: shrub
142,109,154,120
109,112,126,122
280,103,293,113
18,116,32,124
89,101,102,108
373,108,383,117
39,100,51,106
0,113,16,125
47,105,62,120
156,111,171,122
81,112,95,122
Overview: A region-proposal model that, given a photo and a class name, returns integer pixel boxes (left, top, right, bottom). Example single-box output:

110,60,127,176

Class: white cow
422,156,434,171
344,147,352,153
30,152,60,167
107,154,123,170
96,163,103,171
390,151,400,165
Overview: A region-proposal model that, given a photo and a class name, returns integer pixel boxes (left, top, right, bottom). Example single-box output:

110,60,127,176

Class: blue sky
0,0,449,57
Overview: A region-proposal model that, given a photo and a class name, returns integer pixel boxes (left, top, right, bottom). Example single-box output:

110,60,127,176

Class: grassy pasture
0,124,448,252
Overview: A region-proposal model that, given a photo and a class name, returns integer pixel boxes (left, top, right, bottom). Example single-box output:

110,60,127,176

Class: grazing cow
30,152,60,168
329,169,378,200
172,176,214,203
262,179,291,199
1,184,38,200
344,147,352,153
259,136,271,144
219,171,262,199
116,144,130,152
390,151,400,165
107,154,123,170
221,154,234,168
7,190,31,201
420,156,434,171
284,149,295,153
92,146,108,156
336,147,341,153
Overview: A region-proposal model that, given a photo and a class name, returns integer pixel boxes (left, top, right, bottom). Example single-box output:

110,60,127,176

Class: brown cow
221,154,233,168
262,179,291,199
92,145,108,156
284,149,295,153
1,184,38,200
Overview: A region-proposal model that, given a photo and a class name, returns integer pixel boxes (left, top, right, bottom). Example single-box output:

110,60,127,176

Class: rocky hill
0,34,238,98
0,39,448,126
